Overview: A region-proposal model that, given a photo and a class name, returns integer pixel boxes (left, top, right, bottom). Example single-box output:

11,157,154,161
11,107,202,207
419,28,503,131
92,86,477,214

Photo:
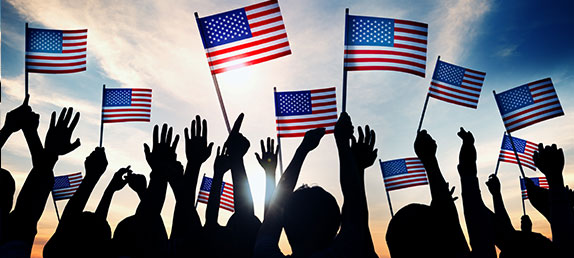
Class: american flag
52,172,83,201
197,176,235,212
428,60,486,109
380,157,428,191
494,78,564,132
499,134,537,171
102,88,152,123
196,0,291,74
275,87,337,138
520,177,548,199
344,14,427,77
26,27,87,74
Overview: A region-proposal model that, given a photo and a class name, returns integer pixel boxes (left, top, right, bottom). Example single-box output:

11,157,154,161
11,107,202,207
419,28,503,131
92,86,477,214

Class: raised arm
255,137,278,218
335,112,378,257
205,146,231,228
95,167,131,219
485,174,515,251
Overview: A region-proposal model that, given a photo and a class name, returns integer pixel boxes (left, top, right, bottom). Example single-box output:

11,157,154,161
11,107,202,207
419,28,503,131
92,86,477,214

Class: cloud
496,44,519,57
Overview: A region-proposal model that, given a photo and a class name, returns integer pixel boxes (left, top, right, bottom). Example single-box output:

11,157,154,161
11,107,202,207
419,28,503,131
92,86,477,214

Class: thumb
255,153,262,162
144,143,151,157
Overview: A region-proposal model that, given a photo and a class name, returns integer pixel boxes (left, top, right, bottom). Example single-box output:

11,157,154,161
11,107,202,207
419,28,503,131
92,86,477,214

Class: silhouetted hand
224,113,250,160
335,112,353,145
300,128,326,152
184,115,214,166
521,215,532,232
84,147,108,179
447,182,459,202
351,125,378,170
109,166,132,192
414,130,436,161
144,124,180,171
457,127,476,163
44,107,81,156
486,174,501,195
214,146,232,177
533,143,565,184
2,94,33,133
255,137,278,172
127,173,147,197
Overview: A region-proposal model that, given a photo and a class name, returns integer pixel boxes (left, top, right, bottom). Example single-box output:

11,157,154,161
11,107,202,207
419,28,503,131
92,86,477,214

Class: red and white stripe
102,88,152,123
205,0,291,74
502,78,564,132
344,19,427,77
429,67,486,109
26,29,87,74
276,87,337,138
383,158,428,191
198,183,235,212
499,139,537,171
53,172,83,200
522,177,548,199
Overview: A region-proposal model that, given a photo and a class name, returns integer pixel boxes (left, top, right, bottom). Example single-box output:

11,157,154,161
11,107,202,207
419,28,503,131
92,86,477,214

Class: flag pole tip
345,8,349,14
194,12,199,18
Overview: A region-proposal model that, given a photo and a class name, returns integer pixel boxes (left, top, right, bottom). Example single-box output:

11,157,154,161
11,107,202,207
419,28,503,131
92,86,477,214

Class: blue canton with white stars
26,28,63,53
433,60,466,86
380,159,408,177
104,89,132,107
521,178,540,190
199,8,252,48
53,176,71,190
501,135,526,153
200,177,213,191
496,85,534,115
275,91,312,116
346,15,394,46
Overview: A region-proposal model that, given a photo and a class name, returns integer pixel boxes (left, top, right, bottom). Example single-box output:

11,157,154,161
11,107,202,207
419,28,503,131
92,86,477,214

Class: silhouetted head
44,212,111,258
0,168,15,214
499,231,556,258
283,185,340,254
113,215,138,257
112,214,168,257
387,203,443,258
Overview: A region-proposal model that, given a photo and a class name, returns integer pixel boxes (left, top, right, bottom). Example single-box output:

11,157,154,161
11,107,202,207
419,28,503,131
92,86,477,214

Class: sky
1,0,574,257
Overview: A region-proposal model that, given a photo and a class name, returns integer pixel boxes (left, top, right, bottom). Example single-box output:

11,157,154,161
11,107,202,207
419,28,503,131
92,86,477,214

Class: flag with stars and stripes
344,14,428,77
196,0,291,74
26,27,87,74
428,60,486,108
499,134,537,171
520,177,548,199
52,172,83,201
275,87,337,138
197,176,235,212
380,157,428,191
102,88,152,123
494,78,564,132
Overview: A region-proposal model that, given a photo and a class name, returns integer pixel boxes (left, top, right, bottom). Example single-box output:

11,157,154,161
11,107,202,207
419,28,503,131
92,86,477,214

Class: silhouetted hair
0,168,15,213
499,231,556,258
386,203,443,258
283,185,340,252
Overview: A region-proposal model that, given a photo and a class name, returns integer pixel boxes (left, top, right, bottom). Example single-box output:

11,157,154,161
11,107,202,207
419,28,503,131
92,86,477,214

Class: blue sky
2,0,574,257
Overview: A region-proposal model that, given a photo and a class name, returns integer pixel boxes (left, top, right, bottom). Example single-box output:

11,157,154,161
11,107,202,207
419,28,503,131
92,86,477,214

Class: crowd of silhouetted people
0,95,573,258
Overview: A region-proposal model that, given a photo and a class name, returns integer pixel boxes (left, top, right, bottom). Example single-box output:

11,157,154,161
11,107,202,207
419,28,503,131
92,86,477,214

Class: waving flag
429,60,486,108
275,87,337,137
344,14,427,77
494,78,564,132
102,88,152,123
380,158,428,191
26,27,87,74
196,0,291,74
197,176,235,212
499,134,537,171
52,172,83,201
520,177,548,199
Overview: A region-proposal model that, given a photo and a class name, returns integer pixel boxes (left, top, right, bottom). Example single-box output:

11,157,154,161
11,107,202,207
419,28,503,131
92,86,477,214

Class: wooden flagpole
493,132,505,176
341,8,349,113
194,12,232,133
25,23,29,95
520,176,527,216
195,173,206,208
417,56,440,132
273,87,284,174
51,193,61,221
381,159,395,217
493,90,527,179
99,84,105,147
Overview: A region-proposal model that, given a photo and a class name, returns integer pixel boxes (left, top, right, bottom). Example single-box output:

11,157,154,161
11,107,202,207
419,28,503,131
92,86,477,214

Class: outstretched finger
63,107,74,126
364,125,371,144
50,111,57,129
171,134,180,151
69,112,80,131
184,128,190,142
267,137,272,152
152,125,159,149
230,113,244,135
255,152,262,162
358,126,364,144
57,108,67,126
202,118,208,139
195,115,201,137
369,129,376,148
191,119,197,138
166,126,173,145
260,139,265,153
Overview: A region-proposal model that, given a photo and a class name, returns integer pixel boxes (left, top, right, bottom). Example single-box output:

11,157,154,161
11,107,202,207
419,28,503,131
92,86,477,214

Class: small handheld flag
196,0,291,74
494,78,564,133
197,176,235,212
52,172,83,201
274,87,337,138
343,14,428,77
499,134,537,171
26,27,87,74
520,177,548,199
102,88,152,123
428,59,486,109
380,157,428,191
